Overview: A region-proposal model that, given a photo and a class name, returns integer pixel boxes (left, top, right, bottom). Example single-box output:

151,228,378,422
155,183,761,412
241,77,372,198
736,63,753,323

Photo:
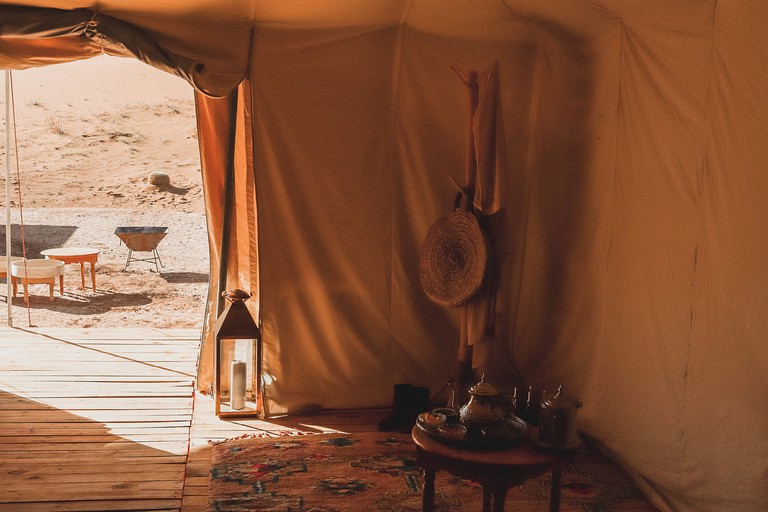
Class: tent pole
4,70,12,327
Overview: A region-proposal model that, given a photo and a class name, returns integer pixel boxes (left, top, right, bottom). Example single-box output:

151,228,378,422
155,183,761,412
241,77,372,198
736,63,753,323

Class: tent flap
0,5,245,96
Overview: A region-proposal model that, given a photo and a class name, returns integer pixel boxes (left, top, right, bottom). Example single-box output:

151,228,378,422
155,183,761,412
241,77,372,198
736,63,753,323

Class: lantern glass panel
216,336,259,417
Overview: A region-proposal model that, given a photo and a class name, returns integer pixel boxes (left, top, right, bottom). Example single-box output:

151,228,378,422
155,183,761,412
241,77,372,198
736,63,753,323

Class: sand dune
0,55,208,329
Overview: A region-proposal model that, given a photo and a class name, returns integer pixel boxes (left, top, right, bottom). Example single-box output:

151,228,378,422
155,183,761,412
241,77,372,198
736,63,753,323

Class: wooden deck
0,327,382,511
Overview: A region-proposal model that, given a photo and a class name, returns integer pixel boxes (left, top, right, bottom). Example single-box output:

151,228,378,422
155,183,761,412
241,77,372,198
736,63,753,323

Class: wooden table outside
41,247,100,291
412,425,577,512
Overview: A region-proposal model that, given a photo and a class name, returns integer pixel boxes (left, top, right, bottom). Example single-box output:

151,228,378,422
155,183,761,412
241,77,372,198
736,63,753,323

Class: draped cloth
466,62,511,372
0,4,248,97
473,62,509,217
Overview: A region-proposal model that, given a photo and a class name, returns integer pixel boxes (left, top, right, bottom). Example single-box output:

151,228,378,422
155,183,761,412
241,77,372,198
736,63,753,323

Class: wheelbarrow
114,226,168,272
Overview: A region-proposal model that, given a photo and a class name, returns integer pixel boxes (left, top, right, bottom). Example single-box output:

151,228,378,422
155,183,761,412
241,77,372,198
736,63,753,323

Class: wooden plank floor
0,327,384,512
0,327,197,511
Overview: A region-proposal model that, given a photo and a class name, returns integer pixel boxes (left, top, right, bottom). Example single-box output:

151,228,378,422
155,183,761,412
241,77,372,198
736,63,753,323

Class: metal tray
417,415,528,450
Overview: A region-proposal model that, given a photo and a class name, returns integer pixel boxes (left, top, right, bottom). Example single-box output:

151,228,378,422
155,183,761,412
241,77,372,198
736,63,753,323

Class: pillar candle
230,360,247,410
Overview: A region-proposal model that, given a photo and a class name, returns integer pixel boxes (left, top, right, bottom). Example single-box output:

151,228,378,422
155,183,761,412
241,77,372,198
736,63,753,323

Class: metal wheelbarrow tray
114,226,168,272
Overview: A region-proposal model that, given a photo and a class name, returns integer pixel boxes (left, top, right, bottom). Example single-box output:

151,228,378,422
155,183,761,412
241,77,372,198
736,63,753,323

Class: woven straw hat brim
419,209,488,308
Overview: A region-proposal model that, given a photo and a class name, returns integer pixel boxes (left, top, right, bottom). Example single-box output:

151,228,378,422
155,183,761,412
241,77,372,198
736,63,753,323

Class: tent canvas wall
2,2,767,511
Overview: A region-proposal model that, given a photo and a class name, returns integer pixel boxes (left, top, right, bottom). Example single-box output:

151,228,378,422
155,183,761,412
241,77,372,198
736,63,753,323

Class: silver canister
539,395,581,447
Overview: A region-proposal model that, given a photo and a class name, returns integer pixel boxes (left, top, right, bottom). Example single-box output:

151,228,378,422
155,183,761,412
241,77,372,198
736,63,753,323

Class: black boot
398,385,430,433
378,384,415,431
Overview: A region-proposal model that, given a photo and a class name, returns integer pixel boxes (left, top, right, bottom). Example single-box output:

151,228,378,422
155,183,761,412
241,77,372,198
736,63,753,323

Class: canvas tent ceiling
2,2,768,511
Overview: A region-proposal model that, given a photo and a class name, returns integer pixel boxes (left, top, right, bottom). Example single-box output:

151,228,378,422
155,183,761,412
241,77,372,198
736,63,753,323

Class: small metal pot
539,395,581,447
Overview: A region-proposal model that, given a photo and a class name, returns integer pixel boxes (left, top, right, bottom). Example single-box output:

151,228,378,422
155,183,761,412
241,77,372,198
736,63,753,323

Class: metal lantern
214,289,262,418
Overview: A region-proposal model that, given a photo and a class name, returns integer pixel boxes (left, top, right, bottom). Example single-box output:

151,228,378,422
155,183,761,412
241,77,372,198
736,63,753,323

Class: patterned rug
208,431,657,511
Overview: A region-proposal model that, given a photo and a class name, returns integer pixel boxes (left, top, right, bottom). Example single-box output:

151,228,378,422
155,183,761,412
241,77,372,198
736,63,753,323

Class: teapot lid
469,375,498,396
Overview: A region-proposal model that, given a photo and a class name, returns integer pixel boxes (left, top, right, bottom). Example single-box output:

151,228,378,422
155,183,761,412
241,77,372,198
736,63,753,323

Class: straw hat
419,209,487,308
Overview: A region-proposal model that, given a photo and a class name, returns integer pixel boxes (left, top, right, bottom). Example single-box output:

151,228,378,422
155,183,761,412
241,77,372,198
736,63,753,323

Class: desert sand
0,55,209,329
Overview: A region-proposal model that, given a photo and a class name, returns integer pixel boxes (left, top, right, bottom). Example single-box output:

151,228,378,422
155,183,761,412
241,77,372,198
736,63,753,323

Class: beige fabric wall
2,1,767,511
247,2,768,511
252,24,413,410
250,5,539,413
586,3,768,510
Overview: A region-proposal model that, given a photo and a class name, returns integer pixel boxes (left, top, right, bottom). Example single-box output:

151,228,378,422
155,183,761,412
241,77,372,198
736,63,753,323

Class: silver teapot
459,375,505,426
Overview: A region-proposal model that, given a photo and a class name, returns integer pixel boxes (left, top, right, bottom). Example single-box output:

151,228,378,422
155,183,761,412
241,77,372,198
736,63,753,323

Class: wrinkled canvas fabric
2,1,767,510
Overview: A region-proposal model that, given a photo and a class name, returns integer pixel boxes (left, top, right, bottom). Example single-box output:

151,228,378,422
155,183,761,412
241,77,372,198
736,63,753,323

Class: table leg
422,468,435,512
549,468,562,512
22,282,29,305
493,487,507,512
49,279,55,301
80,262,86,288
90,261,96,291
481,485,507,512
482,486,492,512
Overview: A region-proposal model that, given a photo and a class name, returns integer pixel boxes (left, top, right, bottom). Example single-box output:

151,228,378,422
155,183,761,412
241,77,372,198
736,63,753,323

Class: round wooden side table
411,425,577,512
41,247,100,291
